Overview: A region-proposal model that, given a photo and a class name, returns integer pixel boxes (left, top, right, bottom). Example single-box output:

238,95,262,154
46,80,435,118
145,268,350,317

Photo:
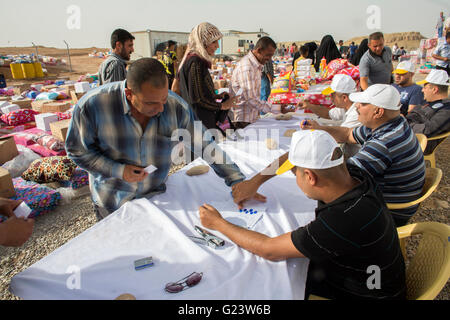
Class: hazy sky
1,0,449,48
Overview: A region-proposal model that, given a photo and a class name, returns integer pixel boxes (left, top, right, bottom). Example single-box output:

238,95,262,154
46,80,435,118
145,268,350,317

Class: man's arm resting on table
301,102,331,119
200,204,304,261
301,120,356,144
232,152,289,208
432,54,448,62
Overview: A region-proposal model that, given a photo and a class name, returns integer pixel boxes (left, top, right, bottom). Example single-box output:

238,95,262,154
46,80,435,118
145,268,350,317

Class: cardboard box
70,90,85,104
75,82,91,93
43,85,58,91
40,101,71,113
31,100,53,112
1,104,20,114
35,113,59,131
11,99,32,109
0,97,10,102
61,84,75,92
12,83,30,95
50,119,71,141
0,167,15,198
0,136,19,165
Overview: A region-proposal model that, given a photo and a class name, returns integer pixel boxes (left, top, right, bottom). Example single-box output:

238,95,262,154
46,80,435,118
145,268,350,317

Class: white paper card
144,165,158,174
209,200,265,230
14,202,32,219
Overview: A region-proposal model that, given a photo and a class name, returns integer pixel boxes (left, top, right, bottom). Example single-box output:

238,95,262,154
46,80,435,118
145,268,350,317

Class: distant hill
345,32,425,50
278,31,426,51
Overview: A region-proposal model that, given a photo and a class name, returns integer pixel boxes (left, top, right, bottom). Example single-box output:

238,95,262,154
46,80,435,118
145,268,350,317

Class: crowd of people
3,21,449,301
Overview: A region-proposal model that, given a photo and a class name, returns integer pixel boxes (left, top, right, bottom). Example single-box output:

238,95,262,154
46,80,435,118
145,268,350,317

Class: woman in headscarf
178,22,234,131
350,39,369,66
314,35,341,72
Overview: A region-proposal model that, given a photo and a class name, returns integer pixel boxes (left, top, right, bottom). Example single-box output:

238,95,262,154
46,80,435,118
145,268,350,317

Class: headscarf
350,38,369,66
314,35,341,71
304,42,318,65
178,22,223,71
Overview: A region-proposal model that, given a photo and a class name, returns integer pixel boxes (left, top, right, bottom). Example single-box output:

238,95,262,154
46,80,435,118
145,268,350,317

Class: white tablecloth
10,112,317,300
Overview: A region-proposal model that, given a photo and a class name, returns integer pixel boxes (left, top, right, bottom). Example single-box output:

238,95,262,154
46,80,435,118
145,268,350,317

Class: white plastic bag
1,145,41,178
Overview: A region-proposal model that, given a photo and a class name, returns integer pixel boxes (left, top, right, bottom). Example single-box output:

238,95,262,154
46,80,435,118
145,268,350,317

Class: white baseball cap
322,74,357,95
417,69,450,86
392,60,415,74
276,130,344,175
349,84,401,110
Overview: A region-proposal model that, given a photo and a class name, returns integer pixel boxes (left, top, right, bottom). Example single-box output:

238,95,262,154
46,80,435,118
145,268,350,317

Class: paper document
209,200,266,230
144,165,158,174
14,202,32,219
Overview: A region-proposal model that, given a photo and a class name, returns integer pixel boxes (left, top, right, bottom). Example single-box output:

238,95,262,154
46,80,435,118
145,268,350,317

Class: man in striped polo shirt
301,84,425,226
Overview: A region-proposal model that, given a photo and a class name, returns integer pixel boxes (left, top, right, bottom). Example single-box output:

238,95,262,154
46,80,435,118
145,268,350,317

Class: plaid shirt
98,53,128,85
230,52,272,123
66,81,245,212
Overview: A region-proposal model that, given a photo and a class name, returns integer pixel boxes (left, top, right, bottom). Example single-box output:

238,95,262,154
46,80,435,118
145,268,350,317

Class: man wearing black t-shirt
200,130,406,300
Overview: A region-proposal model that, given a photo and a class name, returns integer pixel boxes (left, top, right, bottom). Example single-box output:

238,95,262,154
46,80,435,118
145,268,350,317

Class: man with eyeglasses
231,85,425,228
200,130,406,300
66,58,246,220
300,84,425,227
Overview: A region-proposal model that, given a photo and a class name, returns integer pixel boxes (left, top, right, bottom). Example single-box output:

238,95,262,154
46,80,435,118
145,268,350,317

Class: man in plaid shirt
230,37,278,128
66,58,246,220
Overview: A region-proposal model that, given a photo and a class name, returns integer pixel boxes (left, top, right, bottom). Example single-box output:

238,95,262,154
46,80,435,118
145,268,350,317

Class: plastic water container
33,62,44,78
21,63,36,79
10,63,25,79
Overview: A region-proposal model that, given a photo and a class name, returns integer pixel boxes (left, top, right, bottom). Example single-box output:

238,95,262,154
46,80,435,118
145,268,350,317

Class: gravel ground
1,140,449,300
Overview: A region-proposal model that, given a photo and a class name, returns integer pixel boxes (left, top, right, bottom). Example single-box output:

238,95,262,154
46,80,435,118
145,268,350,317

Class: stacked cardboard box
35,113,59,131
0,167,15,198
31,100,53,112
50,119,71,141
0,137,19,165
11,99,32,109
39,101,71,113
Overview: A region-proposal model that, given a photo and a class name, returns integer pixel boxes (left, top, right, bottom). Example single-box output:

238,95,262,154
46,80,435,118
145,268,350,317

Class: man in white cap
298,74,361,128
407,69,450,154
300,84,425,227
298,74,362,157
201,130,406,300
392,61,425,115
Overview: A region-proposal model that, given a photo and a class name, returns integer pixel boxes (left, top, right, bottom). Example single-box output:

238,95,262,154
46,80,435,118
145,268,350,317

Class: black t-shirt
291,165,406,299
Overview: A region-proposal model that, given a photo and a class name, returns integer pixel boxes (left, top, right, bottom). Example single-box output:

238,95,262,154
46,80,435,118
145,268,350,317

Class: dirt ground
1,46,108,83
0,47,448,300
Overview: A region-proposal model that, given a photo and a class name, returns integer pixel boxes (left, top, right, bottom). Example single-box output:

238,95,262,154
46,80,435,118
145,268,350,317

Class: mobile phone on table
134,257,154,270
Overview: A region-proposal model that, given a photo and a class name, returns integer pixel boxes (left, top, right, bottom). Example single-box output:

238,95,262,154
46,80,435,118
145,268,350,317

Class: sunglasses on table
165,272,203,293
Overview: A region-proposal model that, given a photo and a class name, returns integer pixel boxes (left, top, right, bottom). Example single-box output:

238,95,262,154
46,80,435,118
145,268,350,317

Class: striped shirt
66,81,245,212
98,53,128,85
349,116,425,219
230,51,272,123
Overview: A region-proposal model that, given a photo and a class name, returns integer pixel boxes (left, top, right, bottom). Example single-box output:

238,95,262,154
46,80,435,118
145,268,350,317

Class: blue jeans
260,74,271,102
438,27,443,38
